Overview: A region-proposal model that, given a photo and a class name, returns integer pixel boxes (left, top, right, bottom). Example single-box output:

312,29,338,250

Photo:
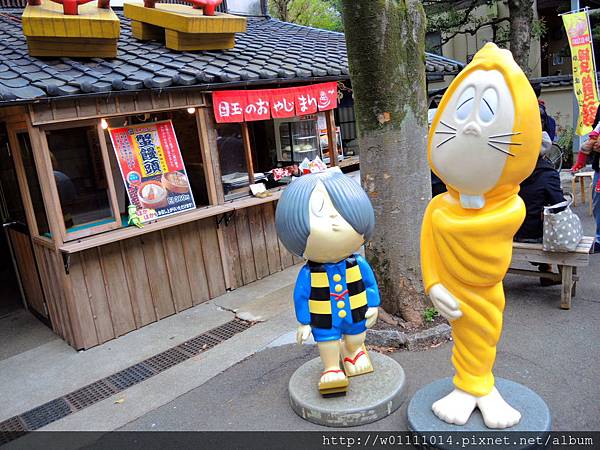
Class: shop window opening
46,126,114,235
217,111,345,201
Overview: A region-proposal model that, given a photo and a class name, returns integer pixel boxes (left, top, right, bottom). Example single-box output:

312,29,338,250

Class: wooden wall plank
247,206,269,280
232,208,257,285
179,222,210,305
221,221,243,289
52,100,76,121
278,238,295,269
116,95,136,114
33,244,62,338
272,200,295,269
134,92,154,112
98,242,136,336
121,237,156,327
46,249,75,345
141,232,176,319
81,248,116,343
161,228,193,312
77,97,99,117
260,203,282,275
67,254,100,348
197,218,227,298
152,92,171,110
96,97,118,116
29,103,54,124
169,91,189,107
9,230,46,316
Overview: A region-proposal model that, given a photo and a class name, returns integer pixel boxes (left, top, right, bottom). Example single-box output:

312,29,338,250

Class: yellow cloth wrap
421,193,525,397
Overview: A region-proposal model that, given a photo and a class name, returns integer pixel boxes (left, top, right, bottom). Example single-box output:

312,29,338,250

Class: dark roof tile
173,73,197,85
0,71,18,80
121,79,144,90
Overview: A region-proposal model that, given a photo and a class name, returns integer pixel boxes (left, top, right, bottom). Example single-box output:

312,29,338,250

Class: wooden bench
509,236,595,310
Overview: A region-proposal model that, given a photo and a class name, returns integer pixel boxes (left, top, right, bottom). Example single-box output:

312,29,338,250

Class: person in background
515,123,566,284
531,82,557,141
591,107,600,253
571,128,600,194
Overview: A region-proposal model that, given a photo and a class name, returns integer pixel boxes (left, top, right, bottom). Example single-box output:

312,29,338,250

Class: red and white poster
212,82,338,123
109,120,196,222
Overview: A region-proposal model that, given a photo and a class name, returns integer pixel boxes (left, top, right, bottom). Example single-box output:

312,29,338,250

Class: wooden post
560,265,573,310
325,109,338,167
7,126,39,237
26,120,67,245
196,107,222,205
241,122,255,185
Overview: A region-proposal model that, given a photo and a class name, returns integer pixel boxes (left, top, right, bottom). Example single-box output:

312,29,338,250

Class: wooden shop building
0,0,463,350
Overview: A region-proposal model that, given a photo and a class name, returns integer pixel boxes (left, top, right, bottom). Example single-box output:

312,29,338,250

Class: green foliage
423,307,439,323
424,0,546,51
269,0,343,32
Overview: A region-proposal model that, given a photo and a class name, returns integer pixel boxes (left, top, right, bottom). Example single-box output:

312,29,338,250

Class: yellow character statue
421,43,540,428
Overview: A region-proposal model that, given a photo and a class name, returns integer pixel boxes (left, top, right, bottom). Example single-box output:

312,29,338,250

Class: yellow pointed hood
428,43,541,203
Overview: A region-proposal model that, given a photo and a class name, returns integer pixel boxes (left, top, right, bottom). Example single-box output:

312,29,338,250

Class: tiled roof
529,74,574,88
0,9,464,104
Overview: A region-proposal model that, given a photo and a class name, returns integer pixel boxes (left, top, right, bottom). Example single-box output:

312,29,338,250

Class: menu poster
109,120,196,223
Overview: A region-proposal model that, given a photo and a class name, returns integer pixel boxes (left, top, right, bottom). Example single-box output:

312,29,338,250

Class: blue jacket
293,253,380,328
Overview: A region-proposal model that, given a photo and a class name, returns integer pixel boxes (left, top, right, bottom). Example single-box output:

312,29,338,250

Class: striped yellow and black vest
308,256,368,329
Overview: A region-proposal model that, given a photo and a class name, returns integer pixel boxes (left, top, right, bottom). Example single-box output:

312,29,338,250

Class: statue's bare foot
476,387,521,429
320,369,346,385
342,346,372,376
432,389,477,425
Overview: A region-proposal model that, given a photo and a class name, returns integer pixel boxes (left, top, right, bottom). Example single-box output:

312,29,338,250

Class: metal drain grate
143,348,189,373
106,363,155,390
20,398,71,430
207,317,253,340
177,333,221,356
0,317,254,443
65,380,116,411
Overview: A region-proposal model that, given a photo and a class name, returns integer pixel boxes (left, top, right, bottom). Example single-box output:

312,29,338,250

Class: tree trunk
270,0,290,22
340,0,429,325
508,0,534,75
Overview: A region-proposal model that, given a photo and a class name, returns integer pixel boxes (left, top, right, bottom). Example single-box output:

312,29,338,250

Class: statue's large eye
455,87,475,121
479,88,498,124
310,191,326,217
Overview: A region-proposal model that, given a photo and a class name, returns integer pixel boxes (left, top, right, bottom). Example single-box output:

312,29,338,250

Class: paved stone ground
121,205,599,432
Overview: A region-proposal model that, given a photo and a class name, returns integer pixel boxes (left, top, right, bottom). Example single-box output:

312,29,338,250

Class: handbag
542,194,583,252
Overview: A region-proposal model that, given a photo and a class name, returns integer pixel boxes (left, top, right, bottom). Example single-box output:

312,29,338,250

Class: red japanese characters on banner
295,88,318,115
270,87,296,119
245,90,271,121
313,83,338,111
213,90,246,123
212,82,338,123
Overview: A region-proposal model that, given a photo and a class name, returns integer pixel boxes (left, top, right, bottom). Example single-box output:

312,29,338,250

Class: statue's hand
428,284,462,321
364,307,378,329
296,324,312,344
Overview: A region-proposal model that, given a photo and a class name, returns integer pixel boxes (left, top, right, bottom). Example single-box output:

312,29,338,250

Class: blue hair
275,170,375,257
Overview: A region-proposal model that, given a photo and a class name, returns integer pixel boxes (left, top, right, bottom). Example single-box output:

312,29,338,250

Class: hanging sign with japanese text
212,82,338,123
562,11,599,136
109,120,196,223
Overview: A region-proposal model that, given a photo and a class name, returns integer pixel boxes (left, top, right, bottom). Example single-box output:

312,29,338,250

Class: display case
274,115,320,163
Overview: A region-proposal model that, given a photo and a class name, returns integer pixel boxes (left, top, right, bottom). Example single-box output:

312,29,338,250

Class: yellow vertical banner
563,11,599,136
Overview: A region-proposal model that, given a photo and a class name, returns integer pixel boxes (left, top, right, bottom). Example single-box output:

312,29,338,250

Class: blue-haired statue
275,167,380,396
